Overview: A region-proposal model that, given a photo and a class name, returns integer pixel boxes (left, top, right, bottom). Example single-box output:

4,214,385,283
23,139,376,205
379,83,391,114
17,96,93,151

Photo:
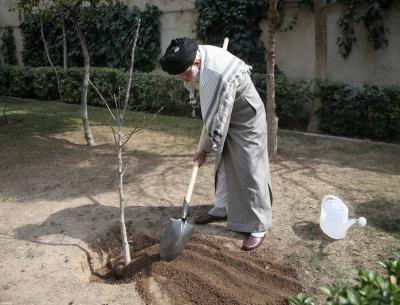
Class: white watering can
320,195,367,240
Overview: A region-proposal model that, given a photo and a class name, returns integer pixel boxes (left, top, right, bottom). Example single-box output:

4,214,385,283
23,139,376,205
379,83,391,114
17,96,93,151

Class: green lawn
0,96,203,139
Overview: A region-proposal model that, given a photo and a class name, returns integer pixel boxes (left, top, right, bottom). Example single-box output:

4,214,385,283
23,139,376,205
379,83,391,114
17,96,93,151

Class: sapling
87,18,162,267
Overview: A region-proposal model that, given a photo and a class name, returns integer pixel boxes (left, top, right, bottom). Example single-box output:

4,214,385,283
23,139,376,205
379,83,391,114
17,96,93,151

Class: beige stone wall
0,0,23,65
260,4,400,86
326,4,400,86
1,1,399,86
260,8,316,81
125,0,197,58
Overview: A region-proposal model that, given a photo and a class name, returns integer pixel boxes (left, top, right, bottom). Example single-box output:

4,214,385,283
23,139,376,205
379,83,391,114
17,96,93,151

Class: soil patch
91,225,307,305
1,99,399,305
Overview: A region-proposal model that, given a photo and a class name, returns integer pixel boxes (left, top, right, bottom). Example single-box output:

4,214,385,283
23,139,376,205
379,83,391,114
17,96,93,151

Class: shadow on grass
0,98,79,136
277,131,400,176
0,132,196,203
355,199,400,239
292,221,336,254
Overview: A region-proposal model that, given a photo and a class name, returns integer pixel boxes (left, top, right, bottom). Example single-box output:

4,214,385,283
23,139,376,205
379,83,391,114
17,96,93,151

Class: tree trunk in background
266,0,279,159
307,0,327,133
62,18,67,70
73,17,95,146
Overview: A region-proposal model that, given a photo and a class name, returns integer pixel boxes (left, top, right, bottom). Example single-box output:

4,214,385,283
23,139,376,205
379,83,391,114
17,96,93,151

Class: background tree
17,0,117,146
58,0,98,146
266,0,279,158
307,0,327,133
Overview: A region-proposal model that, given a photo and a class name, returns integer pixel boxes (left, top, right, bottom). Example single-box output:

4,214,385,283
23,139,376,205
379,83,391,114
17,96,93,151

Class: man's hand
193,149,207,167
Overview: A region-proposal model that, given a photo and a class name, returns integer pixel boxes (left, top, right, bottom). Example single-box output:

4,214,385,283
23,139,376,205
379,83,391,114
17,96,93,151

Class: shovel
159,162,199,261
159,38,229,262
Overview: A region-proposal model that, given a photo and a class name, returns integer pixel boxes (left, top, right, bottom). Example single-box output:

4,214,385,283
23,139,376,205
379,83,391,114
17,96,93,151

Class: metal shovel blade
159,217,194,262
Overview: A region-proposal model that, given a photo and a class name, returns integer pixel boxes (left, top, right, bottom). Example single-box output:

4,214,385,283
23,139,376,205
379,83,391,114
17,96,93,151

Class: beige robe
199,72,272,233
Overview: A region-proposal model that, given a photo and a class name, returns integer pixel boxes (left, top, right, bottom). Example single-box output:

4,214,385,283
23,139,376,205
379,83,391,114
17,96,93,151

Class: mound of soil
91,225,307,305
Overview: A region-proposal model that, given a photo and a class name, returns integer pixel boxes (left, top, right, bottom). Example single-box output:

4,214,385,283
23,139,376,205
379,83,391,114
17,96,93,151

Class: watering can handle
322,195,337,202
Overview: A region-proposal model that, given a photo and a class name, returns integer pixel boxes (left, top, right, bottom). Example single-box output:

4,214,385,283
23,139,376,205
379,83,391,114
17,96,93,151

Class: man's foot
241,235,265,251
193,213,227,225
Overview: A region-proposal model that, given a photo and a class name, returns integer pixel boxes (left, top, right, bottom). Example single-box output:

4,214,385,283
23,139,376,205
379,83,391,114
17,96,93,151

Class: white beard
188,64,200,90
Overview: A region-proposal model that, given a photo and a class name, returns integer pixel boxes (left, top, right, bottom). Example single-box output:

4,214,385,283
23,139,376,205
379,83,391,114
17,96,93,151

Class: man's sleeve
199,125,213,153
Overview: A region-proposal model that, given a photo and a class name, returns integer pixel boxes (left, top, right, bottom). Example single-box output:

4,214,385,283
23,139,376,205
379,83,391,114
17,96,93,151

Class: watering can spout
345,219,357,232
345,216,367,231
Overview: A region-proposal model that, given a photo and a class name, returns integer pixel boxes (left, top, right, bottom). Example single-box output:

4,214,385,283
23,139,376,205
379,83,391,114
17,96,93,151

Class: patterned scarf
196,45,251,152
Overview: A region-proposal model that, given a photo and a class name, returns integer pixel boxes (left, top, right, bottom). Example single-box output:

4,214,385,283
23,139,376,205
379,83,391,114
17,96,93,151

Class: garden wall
1,1,400,86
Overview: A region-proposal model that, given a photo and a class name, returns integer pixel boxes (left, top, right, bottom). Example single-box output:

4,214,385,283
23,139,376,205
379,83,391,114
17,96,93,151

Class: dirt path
0,122,399,305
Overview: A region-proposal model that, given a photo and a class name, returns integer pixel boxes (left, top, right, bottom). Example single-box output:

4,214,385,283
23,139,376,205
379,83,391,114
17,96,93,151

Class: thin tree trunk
307,0,327,133
266,0,279,159
73,17,95,146
119,19,140,266
117,126,131,265
62,18,68,71
39,16,64,103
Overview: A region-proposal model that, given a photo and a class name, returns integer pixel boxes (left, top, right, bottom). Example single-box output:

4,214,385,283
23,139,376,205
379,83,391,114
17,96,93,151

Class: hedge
318,80,400,142
0,65,190,116
1,64,399,142
0,65,312,126
20,4,161,72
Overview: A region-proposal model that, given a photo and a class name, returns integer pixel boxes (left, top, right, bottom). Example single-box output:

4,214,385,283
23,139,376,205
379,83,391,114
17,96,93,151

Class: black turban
159,37,198,75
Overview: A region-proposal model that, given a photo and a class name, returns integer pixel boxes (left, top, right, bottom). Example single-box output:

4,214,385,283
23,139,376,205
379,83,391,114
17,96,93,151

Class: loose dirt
90,225,306,305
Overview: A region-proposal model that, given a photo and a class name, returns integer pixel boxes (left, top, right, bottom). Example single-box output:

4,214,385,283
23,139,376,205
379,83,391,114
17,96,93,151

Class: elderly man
159,37,272,251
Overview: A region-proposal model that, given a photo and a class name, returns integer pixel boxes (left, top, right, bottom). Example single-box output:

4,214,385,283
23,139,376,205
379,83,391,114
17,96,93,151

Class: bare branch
121,106,164,147
113,93,120,121
122,155,131,176
110,126,118,145
87,76,117,122
39,14,64,103
122,18,141,120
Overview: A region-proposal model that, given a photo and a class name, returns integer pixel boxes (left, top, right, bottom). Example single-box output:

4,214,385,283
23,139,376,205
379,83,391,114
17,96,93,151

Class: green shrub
20,4,161,71
0,64,13,95
132,71,189,115
195,0,267,73
0,65,190,115
252,73,312,130
32,67,60,100
318,80,400,142
2,64,399,143
288,251,400,305
8,66,35,98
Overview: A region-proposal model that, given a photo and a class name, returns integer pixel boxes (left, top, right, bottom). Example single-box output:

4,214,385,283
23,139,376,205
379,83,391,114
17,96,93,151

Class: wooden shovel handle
184,163,199,204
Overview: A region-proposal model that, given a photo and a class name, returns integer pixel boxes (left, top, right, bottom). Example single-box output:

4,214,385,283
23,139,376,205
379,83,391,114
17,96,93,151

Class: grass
0,96,203,139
